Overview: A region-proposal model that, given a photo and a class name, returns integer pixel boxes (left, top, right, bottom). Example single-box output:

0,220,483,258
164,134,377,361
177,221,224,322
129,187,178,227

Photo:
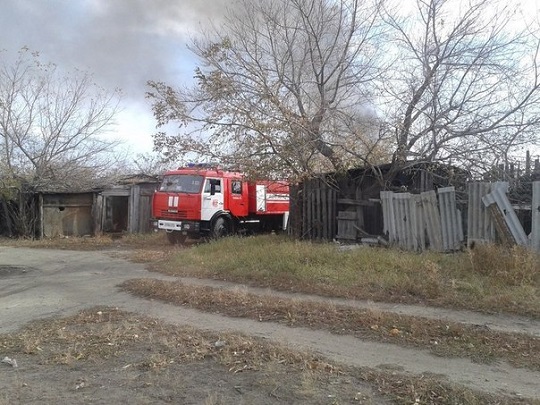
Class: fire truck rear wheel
212,217,230,239
166,231,188,245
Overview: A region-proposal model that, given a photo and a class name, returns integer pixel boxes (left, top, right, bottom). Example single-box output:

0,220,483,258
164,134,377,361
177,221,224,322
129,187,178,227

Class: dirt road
1,246,539,400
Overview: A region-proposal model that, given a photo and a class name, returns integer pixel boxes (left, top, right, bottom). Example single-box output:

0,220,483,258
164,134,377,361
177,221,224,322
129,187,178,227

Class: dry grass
0,307,338,378
356,368,537,405
468,244,538,286
153,235,540,317
1,308,534,405
0,232,176,251
120,278,540,371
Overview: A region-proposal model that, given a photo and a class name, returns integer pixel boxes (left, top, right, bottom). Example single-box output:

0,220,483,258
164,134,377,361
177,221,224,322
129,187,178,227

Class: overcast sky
0,0,230,155
1,0,539,158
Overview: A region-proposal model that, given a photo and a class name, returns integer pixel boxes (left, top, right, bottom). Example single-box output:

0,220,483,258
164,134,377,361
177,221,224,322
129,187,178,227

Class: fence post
532,181,540,252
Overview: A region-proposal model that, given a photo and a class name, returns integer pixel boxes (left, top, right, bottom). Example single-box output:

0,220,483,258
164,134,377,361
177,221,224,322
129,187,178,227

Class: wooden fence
289,177,338,240
289,176,540,253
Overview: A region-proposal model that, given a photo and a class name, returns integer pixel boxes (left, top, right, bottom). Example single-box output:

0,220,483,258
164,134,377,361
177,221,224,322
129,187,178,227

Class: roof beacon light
184,163,219,170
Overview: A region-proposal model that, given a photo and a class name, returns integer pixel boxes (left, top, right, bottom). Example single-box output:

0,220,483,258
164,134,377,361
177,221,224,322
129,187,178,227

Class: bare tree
132,152,171,176
147,0,387,179
380,0,540,176
0,48,121,236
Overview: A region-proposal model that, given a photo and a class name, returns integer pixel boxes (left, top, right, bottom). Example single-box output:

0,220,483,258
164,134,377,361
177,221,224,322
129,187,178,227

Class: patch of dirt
0,309,389,405
119,278,540,371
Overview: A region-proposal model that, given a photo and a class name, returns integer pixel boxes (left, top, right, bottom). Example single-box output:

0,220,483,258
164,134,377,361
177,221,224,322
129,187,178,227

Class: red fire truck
152,164,290,243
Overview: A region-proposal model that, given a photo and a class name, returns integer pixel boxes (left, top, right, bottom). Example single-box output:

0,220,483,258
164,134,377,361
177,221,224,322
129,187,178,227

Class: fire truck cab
152,164,289,243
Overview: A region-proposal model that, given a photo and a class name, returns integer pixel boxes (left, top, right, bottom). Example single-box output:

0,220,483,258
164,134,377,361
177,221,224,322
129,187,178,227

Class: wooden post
321,179,328,240
355,186,364,234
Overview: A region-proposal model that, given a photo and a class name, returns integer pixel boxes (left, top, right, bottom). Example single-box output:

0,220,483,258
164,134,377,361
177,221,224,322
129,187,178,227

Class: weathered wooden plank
316,179,322,239
321,180,328,240
330,187,337,239
482,185,528,246
338,211,357,219
310,179,315,239
94,194,103,235
308,179,314,238
355,187,365,235
486,204,515,246
130,185,140,233
337,198,375,206
302,183,308,238
337,214,357,240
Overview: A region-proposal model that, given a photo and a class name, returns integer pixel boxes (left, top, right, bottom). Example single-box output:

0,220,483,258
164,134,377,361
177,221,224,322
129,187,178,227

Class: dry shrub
468,244,539,286
379,258,444,300
412,259,443,299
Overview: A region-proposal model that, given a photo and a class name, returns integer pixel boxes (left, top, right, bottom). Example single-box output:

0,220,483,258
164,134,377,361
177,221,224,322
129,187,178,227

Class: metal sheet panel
421,190,443,251
467,182,507,245
411,194,425,251
438,187,463,251
392,192,425,251
394,192,410,249
532,181,540,252
482,186,528,245
380,191,397,243
467,182,496,246
381,190,444,252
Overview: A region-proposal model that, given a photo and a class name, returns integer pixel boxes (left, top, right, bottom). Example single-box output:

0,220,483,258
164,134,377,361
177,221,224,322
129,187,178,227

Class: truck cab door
201,178,224,221
227,179,248,217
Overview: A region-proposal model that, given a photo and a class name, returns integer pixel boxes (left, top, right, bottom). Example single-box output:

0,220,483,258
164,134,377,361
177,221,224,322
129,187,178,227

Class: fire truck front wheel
212,217,231,239
166,231,188,245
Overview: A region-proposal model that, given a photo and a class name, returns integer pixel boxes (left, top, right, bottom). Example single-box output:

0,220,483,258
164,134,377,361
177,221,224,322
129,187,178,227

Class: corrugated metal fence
533,182,540,252
382,181,540,252
290,179,540,252
381,187,463,252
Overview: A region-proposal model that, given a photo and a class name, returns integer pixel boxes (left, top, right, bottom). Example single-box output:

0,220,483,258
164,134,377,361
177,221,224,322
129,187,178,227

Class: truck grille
160,210,188,219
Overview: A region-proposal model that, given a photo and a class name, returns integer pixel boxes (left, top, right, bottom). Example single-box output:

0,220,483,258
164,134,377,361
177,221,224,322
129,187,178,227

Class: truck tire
166,231,188,245
212,217,230,239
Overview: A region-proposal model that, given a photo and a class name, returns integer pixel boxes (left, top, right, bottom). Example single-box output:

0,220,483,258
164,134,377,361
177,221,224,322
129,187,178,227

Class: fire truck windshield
159,175,203,193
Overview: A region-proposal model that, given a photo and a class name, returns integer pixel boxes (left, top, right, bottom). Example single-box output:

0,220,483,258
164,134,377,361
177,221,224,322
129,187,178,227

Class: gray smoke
0,0,231,101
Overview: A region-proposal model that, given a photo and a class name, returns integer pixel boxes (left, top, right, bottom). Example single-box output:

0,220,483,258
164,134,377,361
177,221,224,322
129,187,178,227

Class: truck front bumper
157,220,200,233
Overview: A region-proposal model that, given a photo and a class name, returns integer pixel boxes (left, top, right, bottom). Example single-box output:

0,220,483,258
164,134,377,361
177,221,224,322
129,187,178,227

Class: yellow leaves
369,323,402,337
389,328,401,337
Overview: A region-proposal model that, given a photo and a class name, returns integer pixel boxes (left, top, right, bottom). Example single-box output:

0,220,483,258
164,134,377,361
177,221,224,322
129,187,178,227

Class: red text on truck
152,165,289,243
